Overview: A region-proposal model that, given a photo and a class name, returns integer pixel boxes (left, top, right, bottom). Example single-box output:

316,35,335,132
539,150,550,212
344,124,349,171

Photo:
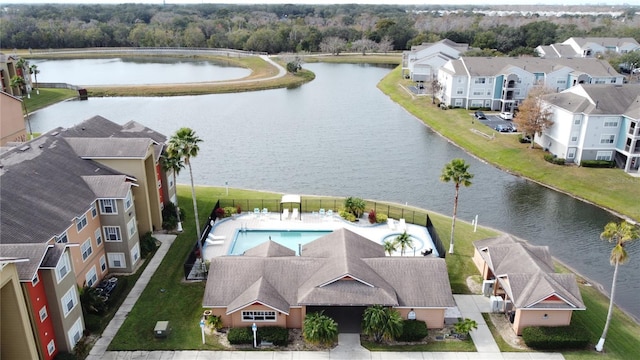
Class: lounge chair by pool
291,208,299,220
282,208,289,220
319,209,326,216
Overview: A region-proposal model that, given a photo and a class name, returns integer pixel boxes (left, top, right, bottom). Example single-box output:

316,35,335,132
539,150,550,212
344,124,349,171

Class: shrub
161,202,185,230
140,231,158,258
214,207,225,219
375,212,388,224
303,311,338,345
543,154,565,165
223,206,237,217
518,134,532,143
522,326,589,350
227,327,254,345
236,205,242,214
395,320,428,342
581,160,615,168
339,210,356,222
207,315,223,330
368,209,377,224
258,326,289,346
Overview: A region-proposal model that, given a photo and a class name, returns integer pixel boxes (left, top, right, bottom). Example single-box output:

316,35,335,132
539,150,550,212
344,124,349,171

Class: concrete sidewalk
86,234,176,360
453,294,501,353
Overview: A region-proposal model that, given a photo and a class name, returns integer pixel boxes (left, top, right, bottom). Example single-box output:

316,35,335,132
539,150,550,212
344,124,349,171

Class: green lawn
107,185,640,358
23,88,77,112
378,66,640,222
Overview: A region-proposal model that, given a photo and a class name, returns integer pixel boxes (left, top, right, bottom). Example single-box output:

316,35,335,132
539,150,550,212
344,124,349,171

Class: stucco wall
0,93,27,145
513,309,573,335
396,308,446,329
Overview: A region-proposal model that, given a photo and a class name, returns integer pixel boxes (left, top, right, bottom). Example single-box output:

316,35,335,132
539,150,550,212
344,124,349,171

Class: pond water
28,61,639,321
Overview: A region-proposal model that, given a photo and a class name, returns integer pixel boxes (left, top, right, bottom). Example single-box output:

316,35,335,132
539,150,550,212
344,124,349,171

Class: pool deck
203,212,438,260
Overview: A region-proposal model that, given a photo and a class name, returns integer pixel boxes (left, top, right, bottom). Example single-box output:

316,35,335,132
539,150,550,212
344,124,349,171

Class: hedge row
395,320,428,342
544,154,565,165
227,326,289,346
580,160,616,168
522,326,589,350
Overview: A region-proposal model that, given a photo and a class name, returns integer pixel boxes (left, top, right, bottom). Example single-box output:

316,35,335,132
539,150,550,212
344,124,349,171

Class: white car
499,112,514,120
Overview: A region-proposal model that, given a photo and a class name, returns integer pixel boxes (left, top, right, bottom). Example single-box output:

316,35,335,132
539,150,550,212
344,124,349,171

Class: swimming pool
229,229,332,255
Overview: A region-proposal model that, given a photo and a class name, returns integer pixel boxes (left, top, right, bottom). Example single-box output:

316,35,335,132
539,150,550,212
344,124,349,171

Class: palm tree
394,231,413,256
10,75,25,97
30,64,40,94
440,159,473,254
303,311,338,346
160,151,185,232
362,305,403,343
168,128,203,256
383,240,397,256
595,221,639,352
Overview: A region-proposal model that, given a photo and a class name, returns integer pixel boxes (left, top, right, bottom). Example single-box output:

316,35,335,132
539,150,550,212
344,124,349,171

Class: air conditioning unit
504,299,513,312
490,296,504,313
482,279,495,297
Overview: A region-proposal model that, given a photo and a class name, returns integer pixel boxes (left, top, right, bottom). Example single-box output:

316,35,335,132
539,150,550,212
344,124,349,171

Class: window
604,121,618,127
47,340,55,356
76,214,87,232
86,266,97,287
91,204,97,218
472,90,484,96
56,232,68,244
32,273,39,286
39,306,48,322
124,190,133,211
557,80,566,84
99,199,117,214
55,252,71,283
454,99,463,107
68,318,83,349
100,255,107,273
600,135,615,144
475,78,486,84
596,151,613,161
61,287,78,317
594,79,605,84
131,242,140,264
95,228,102,246
571,136,578,142
567,148,576,159
104,226,122,242
107,253,126,269
81,238,93,261
128,217,137,239
456,88,463,95
574,117,582,125
610,78,617,84
242,310,277,322
157,179,162,189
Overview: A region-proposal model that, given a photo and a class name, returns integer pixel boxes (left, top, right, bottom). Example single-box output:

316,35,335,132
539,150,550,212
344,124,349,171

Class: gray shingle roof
0,132,123,244
82,175,133,199
474,235,584,310
62,115,167,144
66,137,152,158
0,243,65,281
457,57,619,77
568,37,639,48
203,228,454,312
545,84,640,117
243,240,296,257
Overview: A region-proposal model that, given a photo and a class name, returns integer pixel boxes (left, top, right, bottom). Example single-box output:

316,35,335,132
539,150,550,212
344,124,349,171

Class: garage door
306,306,366,333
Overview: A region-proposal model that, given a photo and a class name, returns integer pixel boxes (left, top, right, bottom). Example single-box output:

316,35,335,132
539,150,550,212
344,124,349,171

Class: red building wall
155,163,165,205
25,271,57,360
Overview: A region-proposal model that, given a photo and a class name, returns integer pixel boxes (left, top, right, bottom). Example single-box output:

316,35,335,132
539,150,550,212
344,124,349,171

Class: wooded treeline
1,4,639,55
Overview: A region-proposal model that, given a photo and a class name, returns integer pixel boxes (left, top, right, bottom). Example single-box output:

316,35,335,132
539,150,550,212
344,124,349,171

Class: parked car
495,124,511,132
499,112,514,120
474,111,486,119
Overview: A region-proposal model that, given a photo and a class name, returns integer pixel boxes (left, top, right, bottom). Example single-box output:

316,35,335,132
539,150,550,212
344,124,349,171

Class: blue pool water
229,230,332,255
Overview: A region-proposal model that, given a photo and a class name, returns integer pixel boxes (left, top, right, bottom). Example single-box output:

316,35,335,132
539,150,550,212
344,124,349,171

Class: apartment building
537,37,640,59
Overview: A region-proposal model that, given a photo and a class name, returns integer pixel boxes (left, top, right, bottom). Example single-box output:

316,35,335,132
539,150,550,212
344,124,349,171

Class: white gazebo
280,194,302,220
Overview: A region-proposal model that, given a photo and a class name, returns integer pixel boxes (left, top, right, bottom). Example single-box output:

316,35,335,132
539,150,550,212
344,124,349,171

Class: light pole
252,322,257,348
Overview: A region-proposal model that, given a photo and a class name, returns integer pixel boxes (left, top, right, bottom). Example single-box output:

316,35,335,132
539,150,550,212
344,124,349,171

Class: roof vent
50,131,59,136
19,145,30,152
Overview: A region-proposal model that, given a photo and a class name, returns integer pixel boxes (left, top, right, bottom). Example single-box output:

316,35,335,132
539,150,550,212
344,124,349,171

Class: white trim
241,310,277,322
86,266,97,287
99,199,118,215
67,317,83,349
39,306,48,322
81,238,93,261
47,340,55,356
76,214,88,232
107,252,126,269
99,255,107,273
55,252,71,284
104,226,122,242
61,286,78,317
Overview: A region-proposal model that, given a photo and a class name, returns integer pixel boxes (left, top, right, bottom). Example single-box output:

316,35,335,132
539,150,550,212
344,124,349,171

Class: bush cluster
395,320,428,342
227,326,289,346
522,326,590,350
140,231,158,258
518,135,532,143
580,160,615,168
161,202,185,230
543,154,565,165
375,212,388,224
339,210,356,222
227,327,254,345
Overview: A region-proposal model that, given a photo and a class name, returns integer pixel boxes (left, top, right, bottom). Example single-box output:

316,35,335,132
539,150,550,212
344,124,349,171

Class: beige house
0,91,27,145
203,228,454,332
472,235,585,335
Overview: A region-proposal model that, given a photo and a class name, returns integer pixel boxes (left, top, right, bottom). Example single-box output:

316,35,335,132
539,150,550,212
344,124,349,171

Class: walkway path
89,234,564,359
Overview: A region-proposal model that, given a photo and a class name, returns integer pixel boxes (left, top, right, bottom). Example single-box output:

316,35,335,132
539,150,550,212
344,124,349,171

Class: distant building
402,39,470,83
536,37,640,59
437,57,623,112
0,91,27,145
538,84,640,175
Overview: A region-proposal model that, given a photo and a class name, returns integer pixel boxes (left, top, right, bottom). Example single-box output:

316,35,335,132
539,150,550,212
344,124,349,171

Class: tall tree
362,305,403,343
430,79,442,104
29,64,40,95
168,128,203,256
440,159,473,254
595,221,639,352
160,151,185,232
394,231,413,256
9,75,26,97
383,240,397,256
514,85,554,149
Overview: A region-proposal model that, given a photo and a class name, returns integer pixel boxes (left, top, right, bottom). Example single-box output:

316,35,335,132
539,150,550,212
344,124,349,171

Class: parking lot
472,111,519,133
